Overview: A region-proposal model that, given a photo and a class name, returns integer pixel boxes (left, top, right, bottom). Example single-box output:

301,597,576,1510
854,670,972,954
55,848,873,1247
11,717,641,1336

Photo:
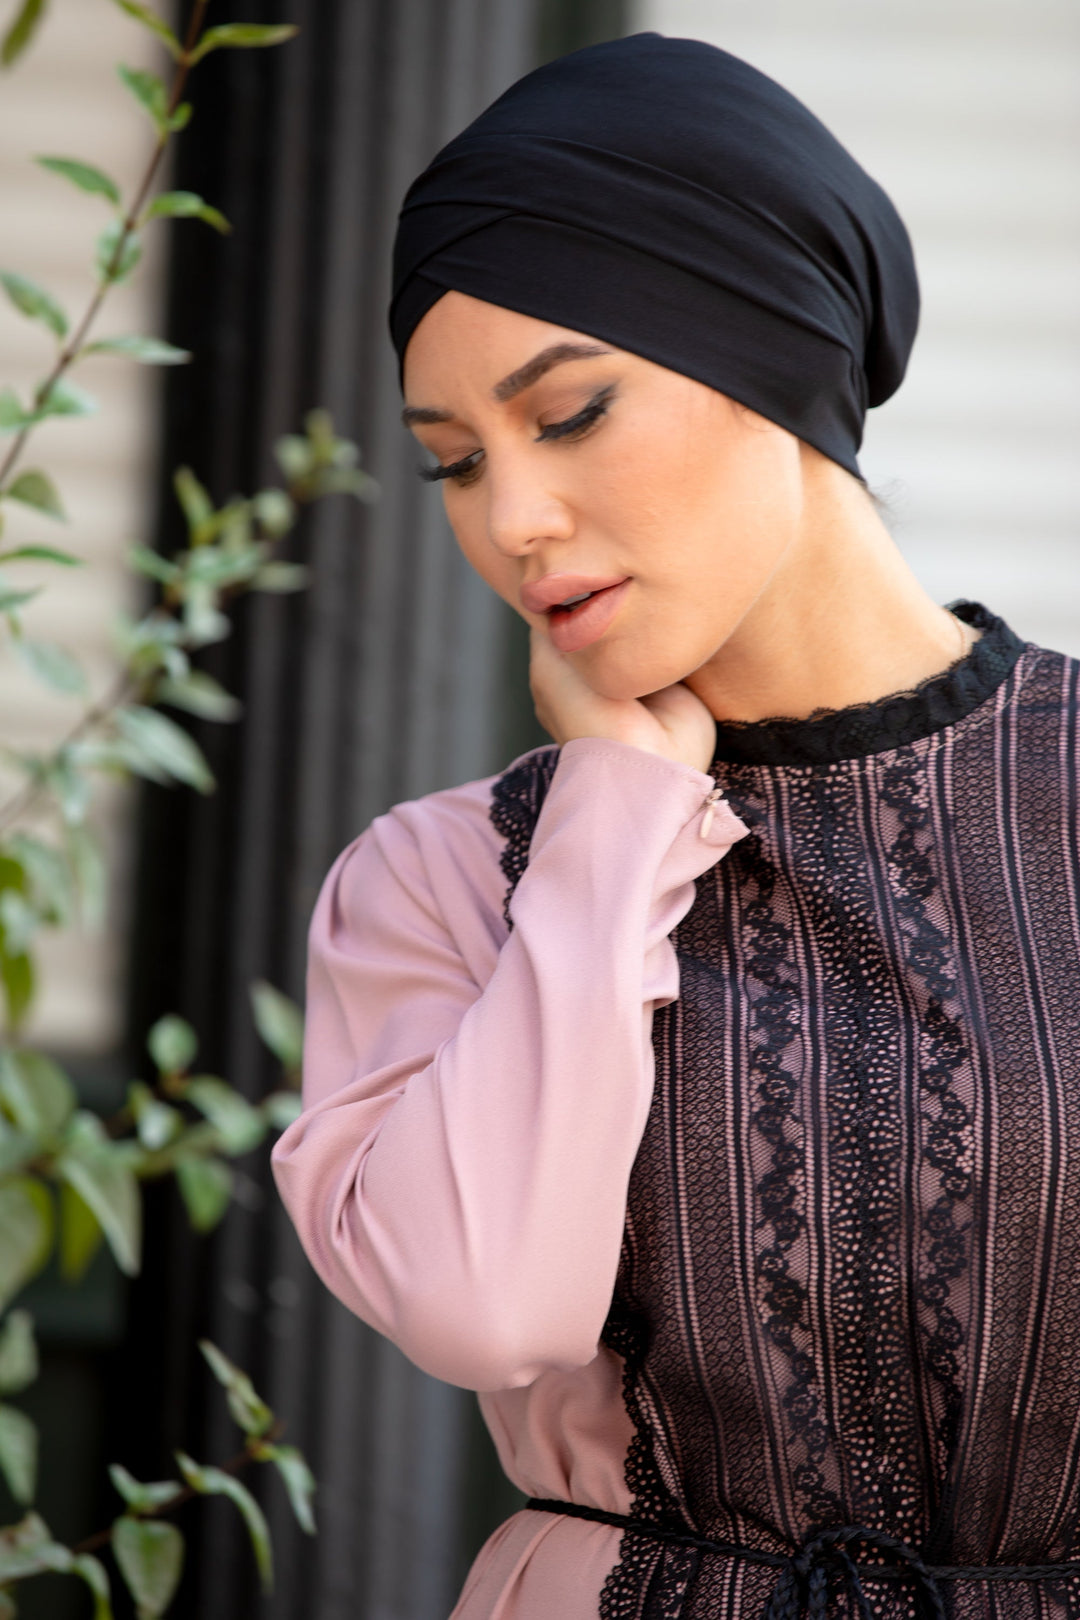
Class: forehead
402,290,609,404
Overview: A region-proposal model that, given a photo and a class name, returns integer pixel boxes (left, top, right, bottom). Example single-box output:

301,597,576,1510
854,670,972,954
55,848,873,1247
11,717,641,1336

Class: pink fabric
271,738,748,1617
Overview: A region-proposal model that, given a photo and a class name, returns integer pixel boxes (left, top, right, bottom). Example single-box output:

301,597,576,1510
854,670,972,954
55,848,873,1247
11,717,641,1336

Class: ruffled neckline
711,601,1024,768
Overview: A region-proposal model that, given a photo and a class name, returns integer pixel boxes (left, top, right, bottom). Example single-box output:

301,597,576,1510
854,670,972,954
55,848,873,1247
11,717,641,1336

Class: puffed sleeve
271,737,747,1391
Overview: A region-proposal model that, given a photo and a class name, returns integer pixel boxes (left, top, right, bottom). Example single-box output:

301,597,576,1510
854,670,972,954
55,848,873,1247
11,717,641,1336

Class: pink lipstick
520,574,630,654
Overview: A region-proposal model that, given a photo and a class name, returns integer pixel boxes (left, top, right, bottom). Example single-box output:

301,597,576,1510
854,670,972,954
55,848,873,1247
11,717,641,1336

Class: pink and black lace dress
493,602,1080,1619
275,601,1080,1619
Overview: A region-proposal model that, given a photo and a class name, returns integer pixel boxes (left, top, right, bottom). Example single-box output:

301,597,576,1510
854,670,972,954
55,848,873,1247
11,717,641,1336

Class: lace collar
711,601,1024,768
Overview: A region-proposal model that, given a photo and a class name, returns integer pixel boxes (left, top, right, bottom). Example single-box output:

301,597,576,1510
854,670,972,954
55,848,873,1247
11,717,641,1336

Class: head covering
389,33,919,480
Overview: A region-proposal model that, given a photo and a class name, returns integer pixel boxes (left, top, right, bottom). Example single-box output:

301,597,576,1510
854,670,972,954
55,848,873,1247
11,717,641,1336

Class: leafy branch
0,4,372,1613
0,0,297,499
0,1335,315,1617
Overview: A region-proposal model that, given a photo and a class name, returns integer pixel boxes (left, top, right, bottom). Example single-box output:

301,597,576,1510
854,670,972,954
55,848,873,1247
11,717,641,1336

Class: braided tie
764,1526,947,1620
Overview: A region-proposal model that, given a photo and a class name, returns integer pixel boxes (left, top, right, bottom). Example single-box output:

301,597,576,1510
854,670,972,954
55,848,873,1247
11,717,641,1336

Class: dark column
121,3,624,1617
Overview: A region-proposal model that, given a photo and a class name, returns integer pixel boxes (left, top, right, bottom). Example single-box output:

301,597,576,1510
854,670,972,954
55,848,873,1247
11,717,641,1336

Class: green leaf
8,834,71,924
0,892,34,957
167,101,192,134
199,1340,273,1437
34,156,120,205
251,489,294,538
116,62,167,126
15,639,86,695
109,0,181,56
0,272,66,339
113,607,186,666
126,544,180,584
0,1118,38,1178
56,1115,140,1276
0,1048,76,1140
0,544,80,566
147,1014,196,1075
182,586,230,647
1,0,46,67
144,191,230,234
0,1310,37,1395
250,981,303,1072
127,1082,182,1151
70,1552,113,1620
0,948,34,1033
65,824,105,926
189,22,298,64
58,1180,104,1282
108,1465,182,1515
172,467,214,540
48,752,91,826
174,1454,272,1590
308,465,377,500
112,1516,183,1618
261,1090,301,1130
114,707,215,794
0,1402,37,1503
83,334,190,365
35,377,97,420
0,1511,52,1581
174,1156,232,1233
0,1180,54,1312
0,389,28,432
95,220,141,285
4,470,65,520
157,671,242,723
273,434,311,484
253,561,308,593
186,1078,266,1155
261,1443,316,1534
70,736,170,786
184,544,260,588
0,585,40,613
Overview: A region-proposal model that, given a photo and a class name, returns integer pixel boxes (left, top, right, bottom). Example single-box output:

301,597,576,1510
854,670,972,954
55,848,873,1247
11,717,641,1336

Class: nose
484,453,574,558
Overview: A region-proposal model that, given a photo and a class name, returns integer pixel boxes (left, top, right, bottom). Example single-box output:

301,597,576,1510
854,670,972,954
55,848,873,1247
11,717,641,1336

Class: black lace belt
525,1498,1080,1620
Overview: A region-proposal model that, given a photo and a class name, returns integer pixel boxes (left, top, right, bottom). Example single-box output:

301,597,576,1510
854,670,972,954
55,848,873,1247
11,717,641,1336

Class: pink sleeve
271,737,747,1391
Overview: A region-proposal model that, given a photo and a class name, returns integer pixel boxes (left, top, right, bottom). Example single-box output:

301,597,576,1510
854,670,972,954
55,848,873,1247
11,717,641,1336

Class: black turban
389,33,919,480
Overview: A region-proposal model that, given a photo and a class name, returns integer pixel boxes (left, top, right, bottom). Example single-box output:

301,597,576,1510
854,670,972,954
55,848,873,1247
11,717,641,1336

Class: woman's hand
529,626,716,773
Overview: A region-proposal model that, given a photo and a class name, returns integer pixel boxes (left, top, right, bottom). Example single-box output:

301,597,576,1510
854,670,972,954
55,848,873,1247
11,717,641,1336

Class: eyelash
419,386,616,486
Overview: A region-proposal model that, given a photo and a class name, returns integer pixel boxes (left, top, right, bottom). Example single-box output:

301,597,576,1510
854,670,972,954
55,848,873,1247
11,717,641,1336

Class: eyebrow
400,341,612,427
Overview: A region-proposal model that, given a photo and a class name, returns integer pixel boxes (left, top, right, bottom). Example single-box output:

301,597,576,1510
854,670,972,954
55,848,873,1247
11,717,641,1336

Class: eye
418,449,484,486
536,385,615,443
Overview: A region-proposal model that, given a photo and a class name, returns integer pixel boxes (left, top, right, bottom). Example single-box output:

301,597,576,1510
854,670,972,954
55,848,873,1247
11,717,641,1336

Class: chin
577,642,698,702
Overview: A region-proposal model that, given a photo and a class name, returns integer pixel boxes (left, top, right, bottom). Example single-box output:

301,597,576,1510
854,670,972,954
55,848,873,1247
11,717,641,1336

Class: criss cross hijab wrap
390,33,919,479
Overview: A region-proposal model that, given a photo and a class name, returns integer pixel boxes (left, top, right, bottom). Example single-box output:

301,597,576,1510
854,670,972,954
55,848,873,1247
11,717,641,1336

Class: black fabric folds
389,33,920,479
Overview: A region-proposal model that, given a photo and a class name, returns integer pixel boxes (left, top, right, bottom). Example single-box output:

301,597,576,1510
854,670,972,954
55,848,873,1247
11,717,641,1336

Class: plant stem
0,483,309,835
0,665,135,835
0,0,211,492
68,1424,284,1559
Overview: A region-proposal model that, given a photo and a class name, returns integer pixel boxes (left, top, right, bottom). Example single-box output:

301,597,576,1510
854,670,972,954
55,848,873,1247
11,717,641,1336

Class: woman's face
402,291,807,702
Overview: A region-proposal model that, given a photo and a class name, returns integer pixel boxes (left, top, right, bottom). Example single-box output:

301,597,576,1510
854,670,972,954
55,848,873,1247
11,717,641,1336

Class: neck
686,448,971,724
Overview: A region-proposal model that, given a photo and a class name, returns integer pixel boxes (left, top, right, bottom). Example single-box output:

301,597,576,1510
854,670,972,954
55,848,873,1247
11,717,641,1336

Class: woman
272,34,1080,1620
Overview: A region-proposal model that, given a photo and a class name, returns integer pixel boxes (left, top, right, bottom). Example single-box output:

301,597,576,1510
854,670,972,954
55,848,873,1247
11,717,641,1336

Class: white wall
633,0,1080,653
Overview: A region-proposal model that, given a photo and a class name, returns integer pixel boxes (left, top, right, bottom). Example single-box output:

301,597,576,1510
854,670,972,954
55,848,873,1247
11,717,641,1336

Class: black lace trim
488,744,560,927
599,1294,702,1619
711,602,1023,767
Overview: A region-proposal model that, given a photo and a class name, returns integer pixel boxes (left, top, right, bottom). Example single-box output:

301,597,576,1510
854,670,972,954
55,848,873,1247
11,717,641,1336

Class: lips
545,579,631,654
520,573,629,616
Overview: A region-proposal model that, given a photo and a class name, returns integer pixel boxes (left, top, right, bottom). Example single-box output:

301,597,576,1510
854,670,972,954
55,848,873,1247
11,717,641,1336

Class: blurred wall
635,0,1080,653
0,0,160,1051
